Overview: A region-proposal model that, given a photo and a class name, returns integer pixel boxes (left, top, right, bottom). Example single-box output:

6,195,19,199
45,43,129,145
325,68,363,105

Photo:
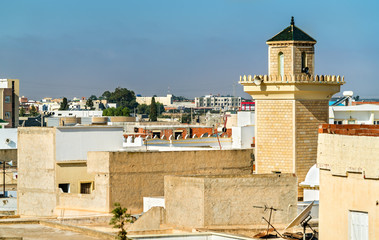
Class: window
301,52,307,71
334,120,343,125
348,120,356,124
349,211,368,240
4,96,11,103
152,131,161,138
80,182,93,194
374,120,379,125
58,183,70,193
278,52,284,77
4,112,11,119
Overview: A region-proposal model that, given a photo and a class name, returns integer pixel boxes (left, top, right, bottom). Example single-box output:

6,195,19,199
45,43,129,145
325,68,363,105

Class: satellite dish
285,201,314,230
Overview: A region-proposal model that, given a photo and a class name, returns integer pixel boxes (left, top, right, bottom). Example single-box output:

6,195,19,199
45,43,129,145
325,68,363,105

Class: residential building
317,124,379,239
329,104,379,125
195,95,241,111
0,79,19,128
137,94,173,106
17,126,254,217
239,17,344,199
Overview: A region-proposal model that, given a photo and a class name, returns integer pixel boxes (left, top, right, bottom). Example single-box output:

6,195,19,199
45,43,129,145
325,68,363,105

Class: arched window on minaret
278,52,284,77
301,52,307,72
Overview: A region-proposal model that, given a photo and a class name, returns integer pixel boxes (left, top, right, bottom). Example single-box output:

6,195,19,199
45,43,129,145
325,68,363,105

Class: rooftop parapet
239,74,345,85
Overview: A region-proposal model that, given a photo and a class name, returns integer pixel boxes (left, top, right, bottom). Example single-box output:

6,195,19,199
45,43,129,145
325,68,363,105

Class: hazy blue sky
0,0,378,100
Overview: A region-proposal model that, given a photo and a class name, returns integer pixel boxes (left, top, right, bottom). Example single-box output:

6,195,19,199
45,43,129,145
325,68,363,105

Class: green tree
89,95,98,100
103,107,130,116
19,107,25,117
137,104,149,114
103,87,138,109
156,102,165,116
59,97,69,110
30,106,38,116
109,202,133,240
102,91,111,100
86,98,94,110
149,97,157,121
122,107,130,116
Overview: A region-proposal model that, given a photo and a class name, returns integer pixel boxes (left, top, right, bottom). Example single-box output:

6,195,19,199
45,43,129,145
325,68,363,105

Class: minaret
239,17,344,199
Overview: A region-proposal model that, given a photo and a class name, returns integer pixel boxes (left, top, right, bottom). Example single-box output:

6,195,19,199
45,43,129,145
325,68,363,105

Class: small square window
80,182,93,194
4,112,11,119
4,96,11,103
59,183,70,193
334,120,343,125
374,120,379,125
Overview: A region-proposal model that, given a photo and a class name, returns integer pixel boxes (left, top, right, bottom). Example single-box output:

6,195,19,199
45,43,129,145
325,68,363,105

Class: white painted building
137,94,173,106
195,95,242,111
231,112,255,149
55,126,124,161
329,104,379,125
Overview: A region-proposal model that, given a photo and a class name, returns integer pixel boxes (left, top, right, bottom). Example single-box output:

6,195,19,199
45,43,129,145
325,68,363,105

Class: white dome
300,164,319,187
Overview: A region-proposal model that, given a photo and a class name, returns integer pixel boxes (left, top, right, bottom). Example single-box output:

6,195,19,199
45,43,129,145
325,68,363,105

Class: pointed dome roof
267,17,316,43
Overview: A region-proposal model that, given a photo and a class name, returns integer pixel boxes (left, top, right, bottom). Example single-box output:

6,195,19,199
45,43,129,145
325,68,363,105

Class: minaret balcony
239,74,345,100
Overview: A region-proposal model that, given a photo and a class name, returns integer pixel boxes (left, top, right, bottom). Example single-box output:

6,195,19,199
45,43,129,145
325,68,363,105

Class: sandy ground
0,224,103,240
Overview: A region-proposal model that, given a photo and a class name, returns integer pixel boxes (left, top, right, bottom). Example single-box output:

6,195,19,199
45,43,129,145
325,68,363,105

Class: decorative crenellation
239,74,345,84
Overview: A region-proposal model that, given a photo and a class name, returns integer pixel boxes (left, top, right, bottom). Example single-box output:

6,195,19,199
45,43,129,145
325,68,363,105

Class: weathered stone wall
256,100,294,174
87,149,254,213
165,174,297,228
295,100,328,197
17,127,57,217
317,134,379,240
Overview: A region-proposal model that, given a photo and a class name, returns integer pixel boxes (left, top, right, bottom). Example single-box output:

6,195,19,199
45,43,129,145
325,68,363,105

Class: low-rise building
0,79,19,128
137,94,173,106
17,126,254,217
329,104,379,125
195,95,241,111
317,124,379,239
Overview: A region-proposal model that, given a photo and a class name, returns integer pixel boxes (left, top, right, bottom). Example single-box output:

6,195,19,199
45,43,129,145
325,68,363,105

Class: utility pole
190,108,193,125
1,159,5,197
41,112,44,127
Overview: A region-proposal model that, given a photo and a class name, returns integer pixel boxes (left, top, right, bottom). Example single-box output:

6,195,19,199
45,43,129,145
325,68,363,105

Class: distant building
137,94,173,106
240,101,255,111
195,95,241,111
329,104,379,125
0,79,19,128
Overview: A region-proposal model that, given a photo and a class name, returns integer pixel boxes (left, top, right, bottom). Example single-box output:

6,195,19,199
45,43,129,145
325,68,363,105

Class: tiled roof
267,17,316,43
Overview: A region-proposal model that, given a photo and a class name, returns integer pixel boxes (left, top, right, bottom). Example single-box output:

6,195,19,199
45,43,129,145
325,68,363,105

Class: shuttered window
349,211,368,240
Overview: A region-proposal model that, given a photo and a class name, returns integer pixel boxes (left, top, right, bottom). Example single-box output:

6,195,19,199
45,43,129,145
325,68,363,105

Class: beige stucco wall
165,174,297,228
56,162,95,194
87,149,254,213
17,127,57,217
317,134,379,240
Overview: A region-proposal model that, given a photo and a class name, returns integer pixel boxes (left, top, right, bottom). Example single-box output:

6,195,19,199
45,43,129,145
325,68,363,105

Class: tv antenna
253,204,283,239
